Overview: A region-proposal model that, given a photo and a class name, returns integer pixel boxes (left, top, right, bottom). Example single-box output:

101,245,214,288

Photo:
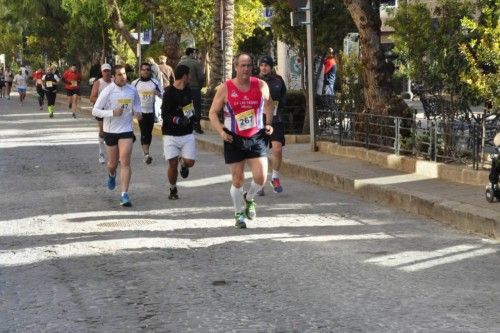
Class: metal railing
316,107,500,169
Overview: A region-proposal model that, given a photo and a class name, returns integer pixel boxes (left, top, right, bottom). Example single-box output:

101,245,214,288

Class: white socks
99,137,106,155
230,185,244,214
245,181,260,201
272,169,279,179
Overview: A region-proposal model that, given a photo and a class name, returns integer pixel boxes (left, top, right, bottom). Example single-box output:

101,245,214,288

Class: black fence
316,107,500,169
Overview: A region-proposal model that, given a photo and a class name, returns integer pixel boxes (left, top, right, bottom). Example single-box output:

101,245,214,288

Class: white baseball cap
101,63,112,71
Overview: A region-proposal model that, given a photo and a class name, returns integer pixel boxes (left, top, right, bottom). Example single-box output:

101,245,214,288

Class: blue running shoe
120,192,132,207
107,173,116,190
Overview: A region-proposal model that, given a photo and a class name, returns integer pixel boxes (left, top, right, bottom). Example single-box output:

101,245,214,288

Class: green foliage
387,0,475,96
459,0,500,111
337,52,364,113
0,0,69,65
264,0,356,56
235,0,265,49
0,0,112,67
266,0,305,56
143,43,165,62
386,3,433,80
153,0,214,58
0,31,21,66
108,29,136,67
237,27,272,57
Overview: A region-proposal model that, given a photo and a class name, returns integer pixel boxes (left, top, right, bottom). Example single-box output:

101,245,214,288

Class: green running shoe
234,212,247,229
243,192,256,220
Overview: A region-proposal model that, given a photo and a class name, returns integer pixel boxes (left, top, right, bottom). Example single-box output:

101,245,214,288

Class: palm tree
210,0,223,90
210,0,235,90
223,0,235,81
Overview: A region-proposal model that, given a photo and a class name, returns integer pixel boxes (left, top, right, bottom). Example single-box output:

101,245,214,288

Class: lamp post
288,0,316,151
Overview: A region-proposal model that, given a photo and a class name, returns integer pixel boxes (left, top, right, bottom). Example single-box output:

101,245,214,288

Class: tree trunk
163,27,181,67
223,0,235,81
210,0,224,90
106,0,138,57
342,0,393,115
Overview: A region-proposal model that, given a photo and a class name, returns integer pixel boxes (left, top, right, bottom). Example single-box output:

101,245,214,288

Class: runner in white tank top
89,64,114,164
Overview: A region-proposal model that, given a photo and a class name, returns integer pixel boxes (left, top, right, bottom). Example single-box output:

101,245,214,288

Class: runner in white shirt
90,63,114,164
92,65,142,207
13,70,27,106
131,62,163,164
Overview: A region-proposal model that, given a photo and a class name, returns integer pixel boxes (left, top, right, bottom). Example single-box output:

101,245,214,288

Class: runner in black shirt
161,65,197,200
257,56,286,194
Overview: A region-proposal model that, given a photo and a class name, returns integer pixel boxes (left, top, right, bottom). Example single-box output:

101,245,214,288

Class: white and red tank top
98,78,113,94
224,77,264,138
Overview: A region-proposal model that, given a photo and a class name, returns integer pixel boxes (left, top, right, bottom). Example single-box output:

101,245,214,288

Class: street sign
130,30,152,45
289,0,310,26
290,11,308,27
263,6,273,28
287,0,309,10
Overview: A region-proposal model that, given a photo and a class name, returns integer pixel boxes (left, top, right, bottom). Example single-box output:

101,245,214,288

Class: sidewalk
69,93,500,239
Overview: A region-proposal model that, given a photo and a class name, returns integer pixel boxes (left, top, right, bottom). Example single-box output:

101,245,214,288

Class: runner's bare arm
208,83,232,142
89,80,100,104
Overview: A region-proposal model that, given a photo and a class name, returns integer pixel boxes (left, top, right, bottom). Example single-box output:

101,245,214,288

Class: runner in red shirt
63,64,81,118
208,53,274,229
32,67,45,110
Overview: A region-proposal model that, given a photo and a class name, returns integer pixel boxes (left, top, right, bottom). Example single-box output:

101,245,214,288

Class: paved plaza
0,95,499,332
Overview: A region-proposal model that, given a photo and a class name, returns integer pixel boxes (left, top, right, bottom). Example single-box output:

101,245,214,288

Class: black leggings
46,90,57,106
36,85,45,106
139,112,155,145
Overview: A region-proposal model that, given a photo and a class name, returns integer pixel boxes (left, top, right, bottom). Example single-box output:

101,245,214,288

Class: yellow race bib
182,103,195,118
46,81,53,88
117,98,132,112
236,109,256,131
70,80,77,87
140,90,154,99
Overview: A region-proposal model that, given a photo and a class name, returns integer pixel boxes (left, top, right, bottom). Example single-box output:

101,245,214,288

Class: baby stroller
485,133,500,202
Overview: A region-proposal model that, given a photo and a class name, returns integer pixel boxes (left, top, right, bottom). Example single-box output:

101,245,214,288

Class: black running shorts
66,89,80,96
223,128,268,164
103,131,136,146
269,120,285,147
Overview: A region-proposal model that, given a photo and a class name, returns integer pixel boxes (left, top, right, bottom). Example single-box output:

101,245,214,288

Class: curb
278,159,499,239
69,96,499,239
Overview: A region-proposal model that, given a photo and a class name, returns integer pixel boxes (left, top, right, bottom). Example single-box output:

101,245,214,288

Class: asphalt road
1,94,499,332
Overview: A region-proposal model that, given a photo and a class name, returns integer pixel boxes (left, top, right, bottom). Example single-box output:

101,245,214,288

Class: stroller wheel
486,188,495,203
495,187,500,200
